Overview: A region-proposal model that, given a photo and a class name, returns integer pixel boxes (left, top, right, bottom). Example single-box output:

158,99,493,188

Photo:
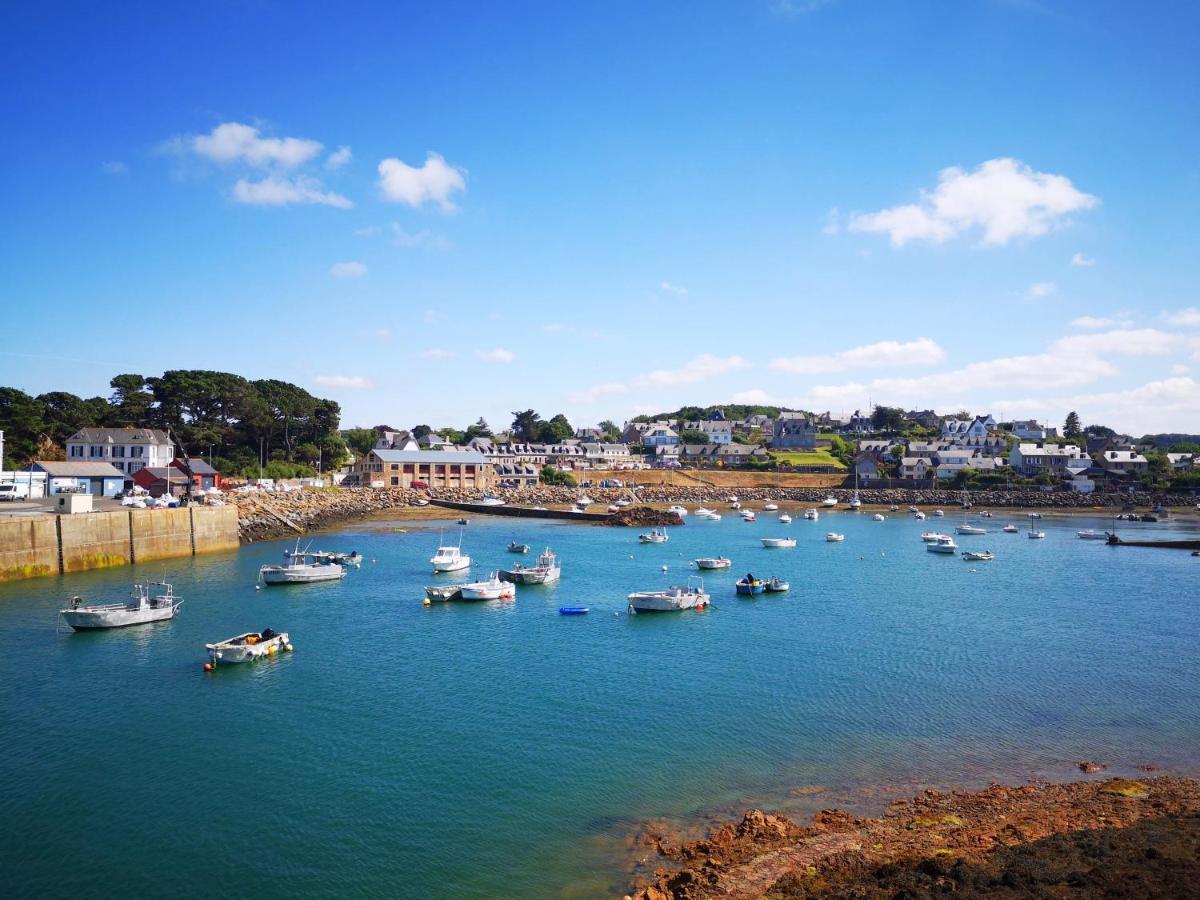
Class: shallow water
1,507,1198,897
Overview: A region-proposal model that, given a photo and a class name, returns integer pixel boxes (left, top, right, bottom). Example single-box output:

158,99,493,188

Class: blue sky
2,0,1198,434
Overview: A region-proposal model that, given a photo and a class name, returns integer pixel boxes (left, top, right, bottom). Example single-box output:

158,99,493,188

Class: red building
171,457,222,492
131,466,192,497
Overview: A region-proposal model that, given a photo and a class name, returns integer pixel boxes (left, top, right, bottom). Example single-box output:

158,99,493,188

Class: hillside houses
772,413,817,449
1009,442,1086,477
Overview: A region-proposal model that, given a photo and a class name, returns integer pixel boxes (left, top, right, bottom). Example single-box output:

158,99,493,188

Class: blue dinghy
559,606,589,615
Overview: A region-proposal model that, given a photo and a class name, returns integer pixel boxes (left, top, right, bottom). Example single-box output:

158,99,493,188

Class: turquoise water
2,507,1198,898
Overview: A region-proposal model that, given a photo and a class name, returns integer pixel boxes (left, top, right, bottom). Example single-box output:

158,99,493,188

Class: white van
0,483,30,501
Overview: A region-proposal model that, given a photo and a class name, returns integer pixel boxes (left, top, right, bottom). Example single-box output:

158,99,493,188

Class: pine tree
1064,410,1081,438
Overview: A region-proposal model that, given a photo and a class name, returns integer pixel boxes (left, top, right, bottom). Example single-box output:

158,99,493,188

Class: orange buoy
203,662,214,672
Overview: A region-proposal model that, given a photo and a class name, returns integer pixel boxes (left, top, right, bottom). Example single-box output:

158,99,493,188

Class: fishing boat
761,537,796,548
458,574,516,601
60,581,183,631
479,494,506,507
205,629,291,666
294,549,362,567
1076,529,1106,540
639,528,669,544
668,505,688,517
694,556,732,570
927,535,958,554
261,545,346,585
872,513,885,522
803,508,819,520
559,607,589,615
499,548,562,584
821,496,838,508
1028,530,1046,539
962,550,994,561
735,575,765,595
764,577,790,593
430,541,470,573
778,513,793,524
424,584,463,601
627,578,709,612
763,502,779,511
741,510,756,522
507,540,530,554
1003,524,1019,533
825,532,845,542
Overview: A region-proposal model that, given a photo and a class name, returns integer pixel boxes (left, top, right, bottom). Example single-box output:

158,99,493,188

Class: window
128,462,143,473
89,446,101,457
391,477,399,486
113,446,126,457
131,446,143,457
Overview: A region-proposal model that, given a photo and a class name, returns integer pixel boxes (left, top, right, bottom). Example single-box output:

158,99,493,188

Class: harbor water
2,507,1198,897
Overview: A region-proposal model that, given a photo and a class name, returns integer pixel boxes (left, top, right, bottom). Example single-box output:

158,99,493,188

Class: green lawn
768,449,846,469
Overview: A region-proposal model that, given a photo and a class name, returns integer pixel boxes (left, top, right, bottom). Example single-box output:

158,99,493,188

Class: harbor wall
0,506,240,583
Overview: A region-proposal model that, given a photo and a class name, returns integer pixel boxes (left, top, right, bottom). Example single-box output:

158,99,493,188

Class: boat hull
498,566,560,585
735,583,765,595
261,565,345,584
206,632,290,665
628,593,705,612
61,602,181,631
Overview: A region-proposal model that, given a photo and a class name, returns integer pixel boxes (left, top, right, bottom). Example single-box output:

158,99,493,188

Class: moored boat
424,584,463,601
1076,529,1106,540
927,535,958,554
778,513,793,524
962,550,994,561
479,494,506,507
639,528,669,544
431,543,470,573
821,496,838,508
956,524,987,535
205,629,291,666
261,546,346,585
559,607,589,615
1003,524,1019,533
740,510,756,522
803,508,819,520
499,548,562,584
764,577,790,593
920,531,945,542
628,578,708,612
913,511,927,520
735,575,765,595
872,513,885,522
61,581,183,631
668,504,688,517
507,540,530,554
763,502,779,511
1028,530,1046,539
761,537,796,548
694,556,732,570
825,532,845,542
459,574,516,601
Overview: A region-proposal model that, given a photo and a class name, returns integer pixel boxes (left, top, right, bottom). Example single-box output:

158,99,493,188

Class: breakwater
0,505,239,582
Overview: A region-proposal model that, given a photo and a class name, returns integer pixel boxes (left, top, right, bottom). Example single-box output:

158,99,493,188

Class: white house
1167,453,1195,471
900,457,933,480
1008,442,1084,477
941,415,997,443
65,427,173,476
681,420,734,444
641,424,680,447
582,443,632,467
1097,449,1148,476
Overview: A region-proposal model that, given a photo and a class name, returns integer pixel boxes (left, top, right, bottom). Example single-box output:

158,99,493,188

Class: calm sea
1,506,1198,897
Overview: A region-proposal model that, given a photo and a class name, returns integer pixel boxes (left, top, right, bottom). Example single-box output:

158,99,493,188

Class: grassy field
767,449,847,470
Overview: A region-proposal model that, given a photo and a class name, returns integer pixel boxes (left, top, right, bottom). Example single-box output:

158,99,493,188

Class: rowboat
60,581,182,631
761,537,796,548
735,576,765,595
206,629,291,666
559,607,589,615
764,577,790,593
695,556,732,570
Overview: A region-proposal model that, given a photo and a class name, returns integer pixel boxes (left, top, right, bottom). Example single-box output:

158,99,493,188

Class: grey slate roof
31,461,126,478
372,449,487,465
68,427,171,444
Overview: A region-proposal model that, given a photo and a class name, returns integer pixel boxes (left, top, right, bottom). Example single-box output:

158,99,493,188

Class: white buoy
661,564,668,572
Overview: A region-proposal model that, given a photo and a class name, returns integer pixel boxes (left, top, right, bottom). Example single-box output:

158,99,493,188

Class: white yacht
479,494,506,507
430,538,470,573
458,574,516,601
206,629,291,666
778,513,792,524
825,532,845,542
500,548,561,584
261,545,346,585
694,507,714,517
956,524,987,535
927,535,958,554
920,531,946,542
699,510,722,521
1003,524,1019,533
694,556,731,570
803,508,819,521
1028,530,1047,539
61,581,183,631
1077,529,1106,540
627,578,709,613
821,496,838,508
761,537,797,548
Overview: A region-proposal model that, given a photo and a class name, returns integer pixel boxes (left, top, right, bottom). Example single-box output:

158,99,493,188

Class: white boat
872,513,885,522
614,499,632,508
730,501,742,510
821,496,838,508
927,535,958,554
956,524,987,535
1028,512,1043,519
499,548,562,584
933,509,945,517
479,494,506,507
778,513,792,524
694,507,714,517
764,577,790,593
740,510,756,521
825,532,845,542
576,495,593,508
668,505,688,517
761,537,797,548
627,578,709,613
962,550,994,561
61,581,183,631
430,539,470,573
700,511,722,521
763,502,779,511
1077,529,1107,540
726,495,738,503
913,511,927,520
848,471,862,509
695,556,732,570
1003,524,1019,533
261,545,346,585
908,505,919,513
848,497,862,510
1028,530,1046,539
206,629,291,666
292,549,362,567
459,574,516,601
424,584,463,601
920,531,945,542
607,504,620,513
639,528,669,544
803,508,819,521
412,498,430,506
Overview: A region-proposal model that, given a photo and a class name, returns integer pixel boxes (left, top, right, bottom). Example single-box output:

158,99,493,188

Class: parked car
0,483,29,501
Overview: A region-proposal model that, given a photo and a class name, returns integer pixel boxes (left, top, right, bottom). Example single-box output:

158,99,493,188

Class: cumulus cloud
1164,307,1200,327
325,146,352,170
329,260,367,278
1027,281,1057,299
1071,252,1096,266
567,382,630,404
392,224,451,250
660,281,688,296
421,348,455,360
1063,377,1200,435
848,158,1098,247
1070,315,1127,330
568,354,749,405
771,337,945,375
313,374,371,389
377,152,466,211
477,348,515,364
189,122,323,168
233,176,352,208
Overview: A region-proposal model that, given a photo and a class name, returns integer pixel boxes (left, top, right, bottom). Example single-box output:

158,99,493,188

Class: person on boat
744,572,756,584
261,627,276,641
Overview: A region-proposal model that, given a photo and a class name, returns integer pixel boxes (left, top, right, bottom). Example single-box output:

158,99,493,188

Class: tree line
0,371,347,478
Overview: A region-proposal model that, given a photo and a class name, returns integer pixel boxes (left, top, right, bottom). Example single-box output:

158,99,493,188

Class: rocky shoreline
628,776,1200,898
230,485,1197,543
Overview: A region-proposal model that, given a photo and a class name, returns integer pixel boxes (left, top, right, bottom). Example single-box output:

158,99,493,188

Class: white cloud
421,348,455,360
233,176,352,208
370,328,392,340
821,207,841,235
313,374,371,389
354,225,383,237
1063,377,1200,435
101,161,128,175
660,281,688,296
732,389,776,404
391,224,451,250
190,122,323,168
848,157,1098,247
377,152,466,211
1070,316,1121,330
1171,364,1191,375
635,354,749,389
1164,307,1200,327
329,260,367,278
771,337,946,375
567,382,630,404
1071,252,1096,266
325,146,352,170
1027,281,1057,299
477,347,515,364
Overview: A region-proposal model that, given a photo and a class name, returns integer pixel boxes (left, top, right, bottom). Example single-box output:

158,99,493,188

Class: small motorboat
761,537,797,548
699,511,722,521
576,495,593,508
1077,530,1106,540
628,578,709,612
206,629,291,667
1028,530,1046,539
424,584,463,601
803,508,819,520
920,532,945,542
479,494,506,507
459,574,516,601
61,581,182,631
848,496,862,510
956,524,987,535
980,511,993,518
735,576,765,595
297,549,362,567
778,513,793,524
889,504,900,512
741,510,756,522
639,529,669,544
695,556,732,570
694,507,714,517
614,499,632,508
927,536,958,554
764,577,790,593
507,541,530,554
821,496,838,508
933,509,945,517
825,532,845,542
431,543,470,573
500,548,562,585
261,546,346,585
559,607,589,615
412,498,430,506
456,518,469,525
908,505,919,513
763,502,779,511
668,505,688,517
729,501,742,510
913,511,927,520
727,495,739,503
1003,524,1019,533
872,513,885,522
962,550,994,561
1028,512,1043,519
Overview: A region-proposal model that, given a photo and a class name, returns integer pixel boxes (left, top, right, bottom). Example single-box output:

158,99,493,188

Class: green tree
0,387,46,466
108,374,154,425
465,417,492,440
538,413,573,443
342,427,378,457
510,409,543,442
1064,410,1082,438
540,465,577,487
598,419,620,441
870,405,905,432
411,424,432,439
678,429,709,444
